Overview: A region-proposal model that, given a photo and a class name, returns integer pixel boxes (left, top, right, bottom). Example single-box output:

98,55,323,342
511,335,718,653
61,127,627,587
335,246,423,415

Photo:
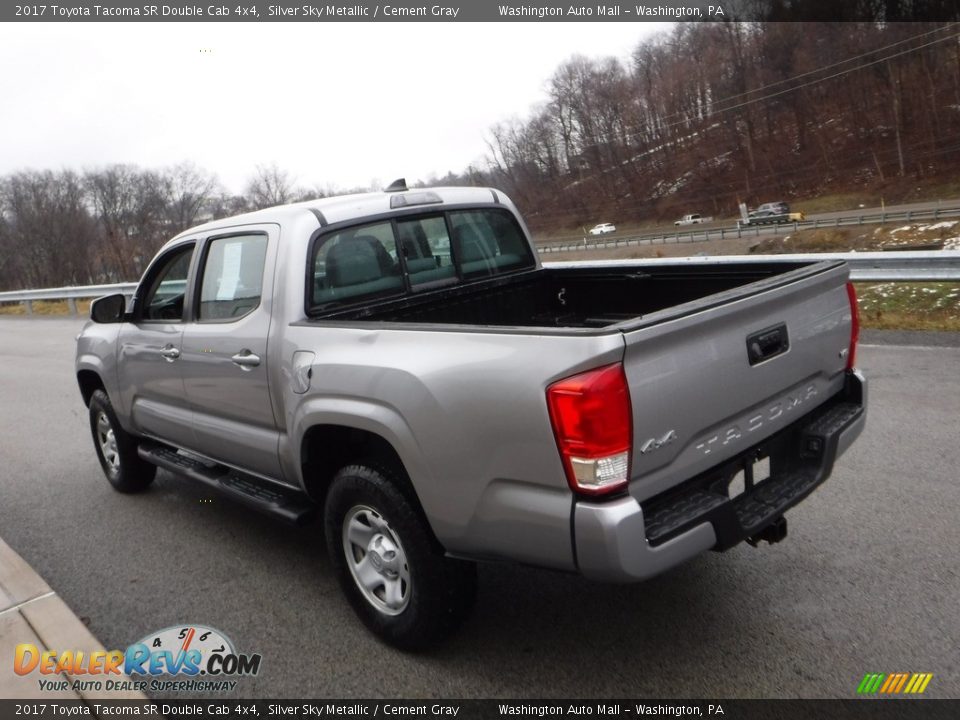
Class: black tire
88,389,156,493
324,463,477,650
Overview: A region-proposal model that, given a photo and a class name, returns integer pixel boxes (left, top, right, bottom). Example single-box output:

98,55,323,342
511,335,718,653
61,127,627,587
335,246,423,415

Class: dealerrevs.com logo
14,624,262,694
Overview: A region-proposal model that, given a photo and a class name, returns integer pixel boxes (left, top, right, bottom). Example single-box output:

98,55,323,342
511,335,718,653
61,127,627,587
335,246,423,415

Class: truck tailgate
619,260,853,502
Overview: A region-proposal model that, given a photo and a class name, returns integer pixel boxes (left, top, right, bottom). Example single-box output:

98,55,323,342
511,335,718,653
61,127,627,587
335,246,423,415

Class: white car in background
588,223,616,235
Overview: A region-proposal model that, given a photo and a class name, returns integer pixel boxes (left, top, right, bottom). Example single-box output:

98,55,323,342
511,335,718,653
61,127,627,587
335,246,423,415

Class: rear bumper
574,369,866,582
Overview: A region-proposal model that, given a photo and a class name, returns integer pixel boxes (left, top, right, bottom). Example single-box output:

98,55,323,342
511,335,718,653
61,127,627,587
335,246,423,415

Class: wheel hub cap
342,505,410,615
96,412,120,473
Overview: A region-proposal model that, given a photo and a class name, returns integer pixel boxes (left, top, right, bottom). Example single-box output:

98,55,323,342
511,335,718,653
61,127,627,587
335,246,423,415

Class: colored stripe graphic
857,672,933,694
858,673,883,694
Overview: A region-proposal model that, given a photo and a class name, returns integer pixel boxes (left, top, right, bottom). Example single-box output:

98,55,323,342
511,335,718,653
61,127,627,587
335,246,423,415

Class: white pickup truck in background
675,214,712,226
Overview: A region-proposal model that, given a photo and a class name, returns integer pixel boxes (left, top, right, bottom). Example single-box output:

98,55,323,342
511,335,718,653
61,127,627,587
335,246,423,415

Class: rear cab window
308,207,534,313
312,221,404,306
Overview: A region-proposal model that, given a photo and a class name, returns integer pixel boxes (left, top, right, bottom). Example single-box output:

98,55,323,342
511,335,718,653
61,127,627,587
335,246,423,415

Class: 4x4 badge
639,430,677,455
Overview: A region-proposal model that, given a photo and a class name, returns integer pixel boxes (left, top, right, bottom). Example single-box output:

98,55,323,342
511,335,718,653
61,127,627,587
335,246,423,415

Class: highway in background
0,318,957,698
534,197,960,251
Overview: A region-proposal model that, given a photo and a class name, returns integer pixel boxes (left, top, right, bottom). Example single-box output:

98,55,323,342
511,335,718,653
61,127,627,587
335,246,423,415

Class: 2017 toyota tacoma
76,183,866,648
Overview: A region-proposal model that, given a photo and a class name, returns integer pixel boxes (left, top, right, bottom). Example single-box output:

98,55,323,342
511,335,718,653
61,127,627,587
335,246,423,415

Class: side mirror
90,293,127,324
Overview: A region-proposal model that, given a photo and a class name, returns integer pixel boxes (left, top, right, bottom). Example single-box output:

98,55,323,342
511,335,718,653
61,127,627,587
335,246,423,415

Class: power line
478,26,960,224
511,131,960,225
698,23,956,110
702,32,960,118
570,28,960,152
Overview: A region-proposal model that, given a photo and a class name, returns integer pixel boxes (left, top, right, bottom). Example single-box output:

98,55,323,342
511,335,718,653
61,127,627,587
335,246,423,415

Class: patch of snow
890,225,914,234
651,171,693,198
927,221,958,231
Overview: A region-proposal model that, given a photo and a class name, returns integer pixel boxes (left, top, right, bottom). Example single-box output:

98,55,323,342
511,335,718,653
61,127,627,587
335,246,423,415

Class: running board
138,443,317,526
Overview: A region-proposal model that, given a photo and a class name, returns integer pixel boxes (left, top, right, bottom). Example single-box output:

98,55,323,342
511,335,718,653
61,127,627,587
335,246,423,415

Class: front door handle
231,350,261,369
160,345,181,361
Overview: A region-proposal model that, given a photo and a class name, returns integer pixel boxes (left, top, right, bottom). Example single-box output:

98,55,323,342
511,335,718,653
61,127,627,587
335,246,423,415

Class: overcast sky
0,22,663,195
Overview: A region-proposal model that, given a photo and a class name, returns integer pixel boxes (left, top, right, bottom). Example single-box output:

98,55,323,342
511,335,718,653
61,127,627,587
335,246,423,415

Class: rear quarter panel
280,323,625,568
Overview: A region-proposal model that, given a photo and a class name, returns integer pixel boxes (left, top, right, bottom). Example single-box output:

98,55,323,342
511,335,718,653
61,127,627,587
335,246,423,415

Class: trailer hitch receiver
747,516,787,546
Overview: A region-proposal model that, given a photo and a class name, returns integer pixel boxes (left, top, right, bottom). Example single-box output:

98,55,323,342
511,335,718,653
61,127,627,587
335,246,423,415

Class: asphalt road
1,318,957,699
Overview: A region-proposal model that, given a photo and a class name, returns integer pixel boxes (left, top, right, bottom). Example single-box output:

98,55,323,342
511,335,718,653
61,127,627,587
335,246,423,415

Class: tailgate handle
747,323,789,365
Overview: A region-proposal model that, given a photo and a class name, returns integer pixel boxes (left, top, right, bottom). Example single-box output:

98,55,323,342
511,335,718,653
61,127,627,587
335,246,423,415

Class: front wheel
324,463,477,650
88,389,156,493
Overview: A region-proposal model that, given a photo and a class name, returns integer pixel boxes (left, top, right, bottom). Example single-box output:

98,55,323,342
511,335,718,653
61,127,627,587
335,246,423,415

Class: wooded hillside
457,21,960,232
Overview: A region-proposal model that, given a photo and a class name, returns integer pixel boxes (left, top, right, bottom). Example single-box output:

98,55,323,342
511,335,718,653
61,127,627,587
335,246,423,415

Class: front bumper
574,369,867,582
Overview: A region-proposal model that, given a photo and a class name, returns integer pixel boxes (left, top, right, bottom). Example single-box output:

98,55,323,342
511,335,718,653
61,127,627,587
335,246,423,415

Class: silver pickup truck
76,184,866,648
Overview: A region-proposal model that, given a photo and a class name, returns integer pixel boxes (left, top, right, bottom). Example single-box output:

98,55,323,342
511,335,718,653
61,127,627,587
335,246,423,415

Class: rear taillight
846,282,859,370
546,363,632,497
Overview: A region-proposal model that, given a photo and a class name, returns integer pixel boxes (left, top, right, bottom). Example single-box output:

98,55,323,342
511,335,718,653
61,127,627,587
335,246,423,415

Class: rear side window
198,234,268,321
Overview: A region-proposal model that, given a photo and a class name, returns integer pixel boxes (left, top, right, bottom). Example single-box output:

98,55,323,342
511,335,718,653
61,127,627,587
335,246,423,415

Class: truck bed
317,261,817,330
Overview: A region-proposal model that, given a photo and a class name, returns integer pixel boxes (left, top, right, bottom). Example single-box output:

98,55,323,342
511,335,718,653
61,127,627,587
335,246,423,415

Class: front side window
140,244,194,321
197,234,268,321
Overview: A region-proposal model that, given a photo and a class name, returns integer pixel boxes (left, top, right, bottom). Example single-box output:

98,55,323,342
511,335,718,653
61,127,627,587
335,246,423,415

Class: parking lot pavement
0,317,958,698
0,536,146,701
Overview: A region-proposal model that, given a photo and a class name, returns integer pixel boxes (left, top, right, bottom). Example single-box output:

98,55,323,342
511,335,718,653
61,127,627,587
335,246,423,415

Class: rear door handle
160,345,181,361
231,350,261,369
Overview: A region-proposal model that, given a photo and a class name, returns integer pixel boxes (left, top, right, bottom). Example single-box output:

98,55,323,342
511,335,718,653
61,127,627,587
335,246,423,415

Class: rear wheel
88,389,156,493
324,463,477,650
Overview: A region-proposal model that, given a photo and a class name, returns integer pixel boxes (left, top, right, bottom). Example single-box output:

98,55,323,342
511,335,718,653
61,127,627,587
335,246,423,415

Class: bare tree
85,165,168,280
161,162,220,232
246,163,294,209
0,170,98,289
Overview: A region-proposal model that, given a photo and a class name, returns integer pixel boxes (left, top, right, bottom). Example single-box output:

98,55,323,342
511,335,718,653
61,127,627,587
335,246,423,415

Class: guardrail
0,282,137,315
536,206,960,254
1,251,958,316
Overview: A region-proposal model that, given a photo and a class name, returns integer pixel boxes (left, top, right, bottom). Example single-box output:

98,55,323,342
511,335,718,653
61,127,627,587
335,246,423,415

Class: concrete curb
0,537,147,702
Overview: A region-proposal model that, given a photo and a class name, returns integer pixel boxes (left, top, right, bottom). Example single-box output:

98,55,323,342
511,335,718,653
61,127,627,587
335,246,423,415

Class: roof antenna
385,178,407,192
